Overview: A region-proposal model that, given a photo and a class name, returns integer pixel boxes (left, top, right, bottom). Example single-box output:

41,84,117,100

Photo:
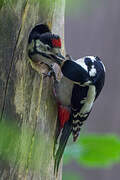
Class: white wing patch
74,85,96,118
79,85,96,116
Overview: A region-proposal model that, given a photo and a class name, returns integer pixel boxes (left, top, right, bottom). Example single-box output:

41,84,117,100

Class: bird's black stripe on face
84,57,93,71
29,49,50,60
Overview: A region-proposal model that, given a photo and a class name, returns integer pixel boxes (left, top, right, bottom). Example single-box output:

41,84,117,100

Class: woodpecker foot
42,65,57,81
66,54,73,61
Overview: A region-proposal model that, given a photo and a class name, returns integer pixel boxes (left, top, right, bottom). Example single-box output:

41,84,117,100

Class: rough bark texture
0,0,65,179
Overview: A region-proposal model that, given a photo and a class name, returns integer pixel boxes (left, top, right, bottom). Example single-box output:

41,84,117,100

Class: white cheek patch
89,65,97,77
36,40,42,52
86,56,96,63
36,39,41,46
35,40,46,53
76,58,88,72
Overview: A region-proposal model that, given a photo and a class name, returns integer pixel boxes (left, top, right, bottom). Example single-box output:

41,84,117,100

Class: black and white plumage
27,24,64,67
54,55,105,172
27,25,106,173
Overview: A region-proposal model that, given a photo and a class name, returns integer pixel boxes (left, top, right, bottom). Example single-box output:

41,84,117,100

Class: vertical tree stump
0,0,65,179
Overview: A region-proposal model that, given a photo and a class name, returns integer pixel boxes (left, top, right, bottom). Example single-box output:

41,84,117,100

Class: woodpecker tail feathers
54,120,72,174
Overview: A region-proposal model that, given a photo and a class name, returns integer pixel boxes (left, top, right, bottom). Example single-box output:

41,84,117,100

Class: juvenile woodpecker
54,55,106,172
28,25,64,67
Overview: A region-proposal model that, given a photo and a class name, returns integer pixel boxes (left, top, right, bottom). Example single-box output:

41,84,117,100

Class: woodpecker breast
56,77,74,106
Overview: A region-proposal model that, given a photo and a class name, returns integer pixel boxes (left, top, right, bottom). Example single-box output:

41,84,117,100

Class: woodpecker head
60,56,105,91
28,31,64,66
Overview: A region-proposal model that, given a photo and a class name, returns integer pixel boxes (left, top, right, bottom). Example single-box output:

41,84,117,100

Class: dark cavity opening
28,24,50,43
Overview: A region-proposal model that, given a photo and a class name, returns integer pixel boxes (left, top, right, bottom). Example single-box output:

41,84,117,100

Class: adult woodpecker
27,24,64,67
54,55,106,172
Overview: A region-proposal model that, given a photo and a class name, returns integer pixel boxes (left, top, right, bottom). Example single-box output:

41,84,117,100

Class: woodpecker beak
61,60,91,85
28,40,65,66
51,48,65,65
56,53,65,60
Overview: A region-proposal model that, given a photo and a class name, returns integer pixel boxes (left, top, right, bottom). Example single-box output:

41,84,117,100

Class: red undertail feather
58,105,70,129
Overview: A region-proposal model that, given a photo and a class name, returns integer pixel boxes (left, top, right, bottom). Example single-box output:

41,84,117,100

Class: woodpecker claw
42,65,57,82
66,54,73,61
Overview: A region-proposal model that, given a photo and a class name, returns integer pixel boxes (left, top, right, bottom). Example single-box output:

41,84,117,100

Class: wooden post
0,0,65,179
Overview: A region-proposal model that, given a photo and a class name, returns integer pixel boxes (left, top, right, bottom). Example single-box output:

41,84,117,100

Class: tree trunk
0,0,65,179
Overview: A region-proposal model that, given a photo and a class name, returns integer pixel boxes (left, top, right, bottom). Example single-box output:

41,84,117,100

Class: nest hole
28,24,50,43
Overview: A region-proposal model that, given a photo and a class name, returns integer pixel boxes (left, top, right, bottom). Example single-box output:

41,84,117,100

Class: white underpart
80,97,87,104
89,65,97,77
56,77,73,106
82,81,92,86
36,40,45,52
74,85,96,118
76,58,88,72
36,39,41,47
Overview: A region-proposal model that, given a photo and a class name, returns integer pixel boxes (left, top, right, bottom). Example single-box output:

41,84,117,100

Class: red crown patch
52,38,61,48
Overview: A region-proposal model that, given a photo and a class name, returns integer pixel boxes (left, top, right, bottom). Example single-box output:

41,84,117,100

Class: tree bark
0,0,65,179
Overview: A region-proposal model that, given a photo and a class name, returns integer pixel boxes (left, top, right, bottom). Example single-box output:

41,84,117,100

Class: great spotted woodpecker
27,26,106,172
54,55,105,172
27,25,64,67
